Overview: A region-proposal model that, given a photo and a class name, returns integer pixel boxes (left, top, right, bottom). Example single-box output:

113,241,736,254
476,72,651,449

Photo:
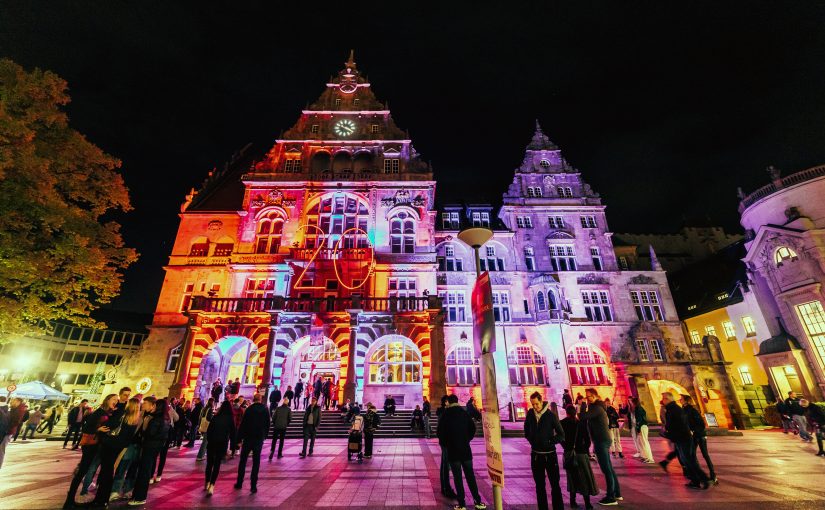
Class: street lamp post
457,227,503,510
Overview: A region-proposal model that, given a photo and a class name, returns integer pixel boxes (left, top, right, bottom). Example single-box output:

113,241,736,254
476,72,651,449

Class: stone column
428,310,447,404
169,319,199,398
259,313,279,401
343,310,360,402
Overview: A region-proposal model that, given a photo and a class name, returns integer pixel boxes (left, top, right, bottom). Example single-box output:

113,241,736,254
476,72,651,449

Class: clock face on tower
334,119,356,137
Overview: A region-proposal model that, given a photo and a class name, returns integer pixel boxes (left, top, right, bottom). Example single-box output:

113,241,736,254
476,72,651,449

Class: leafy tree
0,58,137,340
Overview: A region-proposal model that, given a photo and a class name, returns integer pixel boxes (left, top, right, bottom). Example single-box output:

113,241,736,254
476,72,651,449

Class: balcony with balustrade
188,295,443,315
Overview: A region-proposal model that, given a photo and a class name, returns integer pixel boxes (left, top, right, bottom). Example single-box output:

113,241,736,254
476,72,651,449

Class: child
560,405,599,509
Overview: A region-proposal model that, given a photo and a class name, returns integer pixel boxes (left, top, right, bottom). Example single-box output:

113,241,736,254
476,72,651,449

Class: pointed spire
649,245,662,271
527,119,559,151
346,49,356,69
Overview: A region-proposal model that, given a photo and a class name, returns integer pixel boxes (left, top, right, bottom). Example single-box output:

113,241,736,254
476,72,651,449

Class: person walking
560,405,598,510
437,395,456,498
64,400,89,449
438,394,487,510
776,398,793,434
229,397,244,458
331,380,340,410
11,402,29,442
196,398,216,461
524,391,565,510
235,393,270,493
294,380,304,410
802,399,825,456
303,385,312,410
682,394,716,483
128,397,171,506
313,376,322,401
204,401,236,497
0,397,12,470
90,397,141,507
786,391,813,441
186,397,203,448
300,397,322,458
63,394,117,509
21,406,44,440
269,398,292,460
211,379,223,404
629,398,653,463
37,405,57,434
662,392,709,490
581,388,621,506
423,397,432,439
604,399,623,459
363,403,381,459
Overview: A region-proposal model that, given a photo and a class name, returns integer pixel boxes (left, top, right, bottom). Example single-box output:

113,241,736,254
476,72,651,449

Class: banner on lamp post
472,271,504,488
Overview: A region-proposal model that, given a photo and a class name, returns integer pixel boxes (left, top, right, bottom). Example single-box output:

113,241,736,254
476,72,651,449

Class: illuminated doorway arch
646,379,690,420
280,336,343,396
197,336,260,401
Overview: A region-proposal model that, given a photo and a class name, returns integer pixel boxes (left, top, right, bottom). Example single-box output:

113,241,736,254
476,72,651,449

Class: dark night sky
2,2,825,313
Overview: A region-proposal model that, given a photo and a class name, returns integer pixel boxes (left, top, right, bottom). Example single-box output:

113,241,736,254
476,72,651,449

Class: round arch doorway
280,337,343,398
196,336,260,402
646,379,690,421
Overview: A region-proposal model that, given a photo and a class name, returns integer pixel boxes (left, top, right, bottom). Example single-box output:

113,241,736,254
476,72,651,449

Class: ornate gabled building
107,57,740,426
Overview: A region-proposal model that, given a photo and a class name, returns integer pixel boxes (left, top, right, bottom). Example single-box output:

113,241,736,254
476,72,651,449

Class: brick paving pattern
0,430,823,509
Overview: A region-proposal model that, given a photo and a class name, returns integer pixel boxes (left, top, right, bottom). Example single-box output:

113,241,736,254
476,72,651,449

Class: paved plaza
0,430,822,509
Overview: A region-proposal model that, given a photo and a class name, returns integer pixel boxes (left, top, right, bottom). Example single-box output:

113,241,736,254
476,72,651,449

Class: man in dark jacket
663,392,708,489
269,386,282,413
437,395,486,510
785,391,813,441
269,398,292,460
321,379,331,410
524,391,565,510
313,376,323,400
63,399,89,449
235,393,271,492
294,380,304,410
802,399,825,456
582,388,621,505
681,394,716,483
776,398,792,434
300,397,322,457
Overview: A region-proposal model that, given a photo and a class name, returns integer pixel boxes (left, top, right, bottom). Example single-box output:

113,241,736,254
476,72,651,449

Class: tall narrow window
480,245,505,272
389,277,417,310
180,283,195,312
796,301,825,369
492,291,511,322
557,186,573,198
636,339,650,362
548,216,565,229
536,291,547,311
631,290,664,321
284,158,302,173
507,345,547,385
442,212,460,230
311,124,319,133
438,244,464,272
741,316,757,336
516,216,533,228
580,216,597,228
591,247,603,270
166,344,182,372
582,291,613,322
722,321,736,339
549,245,577,271
446,345,480,385
244,278,277,299
738,366,753,385
690,330,701,344
566,344,610,386
524,246,535,271
618,256,629,270
480,212,490,227
439,291,466,322
705,325,717,338
390,212,415,253
255,212,284,254
383,158,400,174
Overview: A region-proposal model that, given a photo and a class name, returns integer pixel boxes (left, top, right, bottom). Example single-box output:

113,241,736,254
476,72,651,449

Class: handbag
198,415,210,433
79,432,98,446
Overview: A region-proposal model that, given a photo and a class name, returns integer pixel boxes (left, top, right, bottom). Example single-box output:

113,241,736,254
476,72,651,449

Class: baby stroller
348,414,365,461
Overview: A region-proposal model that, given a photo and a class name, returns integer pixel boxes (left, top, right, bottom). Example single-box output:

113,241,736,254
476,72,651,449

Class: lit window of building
388,277,416,299
284,158,302,173
796,301,825,369
540,159,551,168
705,325,717,338
774,246,798,266
549,245,577,271
722,320,736,339
580,215,597,228
390,211,415,253
166,344,182,372
524,246,535,271
244,278,276,299
548,216,565,229
368,340,422,384
471,211,490,227
442,211,460,230
690,330,701,345
516,216,533,228
637,339,650,361
371,124,380,133
650,340,664,361
618,256,629,270
335,98,342,107
739,366,753,385
437,244,463,271
492,291,511,322
508,344,547,385
439,291,466,323
631,290,664,321
180,283,195,312
480,245,505,272
590,247,602,271
557,186,573,198
383,158,400,173
741,316,757,336
582,291,613,322
310,124,319,133
227,342,259,385
446,345,479,385
308,194,369,249
255,212,285,254
566,344,610,385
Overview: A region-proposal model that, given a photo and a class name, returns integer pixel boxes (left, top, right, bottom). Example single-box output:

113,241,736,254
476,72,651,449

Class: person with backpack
525,391,566,510
269,398,292,460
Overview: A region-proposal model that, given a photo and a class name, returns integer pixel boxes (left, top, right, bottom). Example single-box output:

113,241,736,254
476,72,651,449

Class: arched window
524,246,535,271
507,344,547,385
311,151,331,173
189,237,209,256
548,289,558,310
227,342,259,385
566,344,610,386
368,338,422,384
255,211,284,254
301,338,341,362
332,151,352,172
165,344,182,372
446,345,480,385
774,246,798,266
536,291,547,311
390,211,416,254
353,151,374,173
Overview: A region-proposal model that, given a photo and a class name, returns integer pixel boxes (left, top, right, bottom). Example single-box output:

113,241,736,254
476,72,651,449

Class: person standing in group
785,391,813,441
229,397,244,458
437,395,456,498
294,380,304,410
211,379,223,404
90,397,141,507
269,386,282,415
331,380,340,410
560,405,598,510
581,388,621,506
127,398,170,506
269,398,292,460
63,394,117,509
775,398,793,434
422,397,432,439
64,400,89,449
563,390,573,408
110,396,146,502
466,397,482,422
363,403,381,459
604,399,623,459
235,393,270,493
438,394,487,510
629,398,653,463
313,376,323,402
284,386,294,410
110,387,132,424
681,395,716,483
303,385,312,410
322,378,331,410
300,396,322,458
185,397,203,448
802,399,825,456
21,405,44,440
661,392,709,490
0,397,13,470
196,398,216,461
203,401,236,497
524,392,566,510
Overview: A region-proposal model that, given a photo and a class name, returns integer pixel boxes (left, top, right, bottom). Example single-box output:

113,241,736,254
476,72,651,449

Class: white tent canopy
0,380,70,401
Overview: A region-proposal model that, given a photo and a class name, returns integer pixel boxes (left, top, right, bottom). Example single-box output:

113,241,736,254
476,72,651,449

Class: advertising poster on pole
472,271,504,487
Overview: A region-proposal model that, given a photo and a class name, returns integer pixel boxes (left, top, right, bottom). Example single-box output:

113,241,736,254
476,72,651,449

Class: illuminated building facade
108,56,739,423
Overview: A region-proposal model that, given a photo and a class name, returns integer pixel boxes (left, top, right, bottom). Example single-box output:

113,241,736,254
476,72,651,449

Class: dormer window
311,124,320,134
774,246,798,266
353,98,360,107
557,186,573,198
540,159,551,168
527,186,543,197
335,98,342,107
284,159,302,173
371,124,380,134
442,212,460,230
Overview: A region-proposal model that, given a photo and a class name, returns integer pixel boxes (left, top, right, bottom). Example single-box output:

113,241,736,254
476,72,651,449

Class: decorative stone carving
207,220,223,232
628,274,656,285
381,189,425,208
577,273,608,285
611,336,637,362
546,230,575,240
490,273,510,285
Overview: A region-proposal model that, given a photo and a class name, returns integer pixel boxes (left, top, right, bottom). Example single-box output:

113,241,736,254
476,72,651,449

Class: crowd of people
775,390,825,456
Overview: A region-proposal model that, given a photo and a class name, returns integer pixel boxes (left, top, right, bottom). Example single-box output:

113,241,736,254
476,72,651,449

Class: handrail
189,295,443,314
740,164,825,209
